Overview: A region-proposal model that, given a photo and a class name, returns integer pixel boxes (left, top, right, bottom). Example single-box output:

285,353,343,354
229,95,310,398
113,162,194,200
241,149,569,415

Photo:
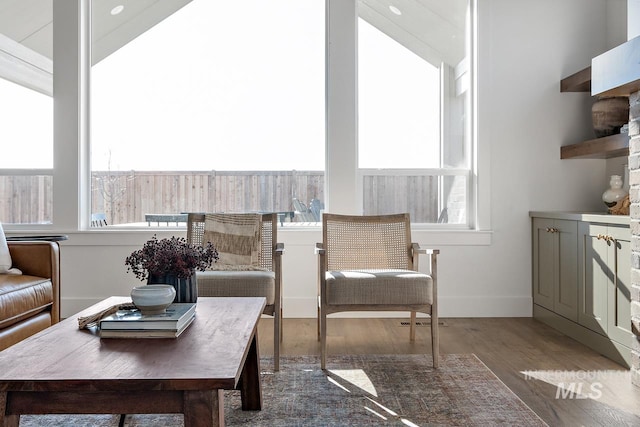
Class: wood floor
257,317,640,427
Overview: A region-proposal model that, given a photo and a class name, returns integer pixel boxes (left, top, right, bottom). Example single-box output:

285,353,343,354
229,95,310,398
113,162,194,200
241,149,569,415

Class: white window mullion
53,0,91,230
326,0,359,215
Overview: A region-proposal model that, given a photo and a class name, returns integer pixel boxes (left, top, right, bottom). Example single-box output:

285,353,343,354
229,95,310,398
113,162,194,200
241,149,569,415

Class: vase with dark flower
125,235,218,305
148,270,198,303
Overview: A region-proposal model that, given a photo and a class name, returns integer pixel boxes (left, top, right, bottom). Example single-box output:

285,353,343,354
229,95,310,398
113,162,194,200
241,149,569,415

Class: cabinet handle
596,234,615,243
546,227,559,233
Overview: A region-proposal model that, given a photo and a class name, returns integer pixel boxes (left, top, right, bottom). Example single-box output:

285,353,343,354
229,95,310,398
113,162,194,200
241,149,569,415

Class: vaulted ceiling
0,0,193,63
0,0,467,95
359,0,467,67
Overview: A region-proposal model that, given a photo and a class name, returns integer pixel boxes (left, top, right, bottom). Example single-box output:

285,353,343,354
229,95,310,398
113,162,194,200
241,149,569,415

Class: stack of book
99,303,196,338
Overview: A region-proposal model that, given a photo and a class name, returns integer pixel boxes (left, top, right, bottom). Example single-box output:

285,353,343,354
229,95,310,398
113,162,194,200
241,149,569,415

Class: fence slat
1,170,445,224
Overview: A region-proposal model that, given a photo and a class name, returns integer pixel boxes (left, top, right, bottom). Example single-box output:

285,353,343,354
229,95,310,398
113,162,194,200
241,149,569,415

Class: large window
91,0,325,226
358,0,471,225
0,0,476,230
0,45,53,225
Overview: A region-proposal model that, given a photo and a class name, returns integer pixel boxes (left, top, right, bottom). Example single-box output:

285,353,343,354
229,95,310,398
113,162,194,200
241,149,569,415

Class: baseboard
281,296,534,318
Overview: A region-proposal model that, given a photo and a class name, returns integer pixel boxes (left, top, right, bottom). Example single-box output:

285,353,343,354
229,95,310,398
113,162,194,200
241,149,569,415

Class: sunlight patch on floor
328,369,378,396
327,376,351,393
364,406,388,420
326,368,420,424
365,396,398,416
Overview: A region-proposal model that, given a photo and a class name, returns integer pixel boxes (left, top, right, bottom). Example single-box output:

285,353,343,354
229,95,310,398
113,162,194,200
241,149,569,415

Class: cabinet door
532,218,556,311
578,222,609,335
607,226,632,345
532,218,577,320
554,220,578,321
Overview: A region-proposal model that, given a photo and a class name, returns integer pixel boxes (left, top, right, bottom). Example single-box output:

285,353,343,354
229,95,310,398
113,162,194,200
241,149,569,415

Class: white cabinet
531,213,631,367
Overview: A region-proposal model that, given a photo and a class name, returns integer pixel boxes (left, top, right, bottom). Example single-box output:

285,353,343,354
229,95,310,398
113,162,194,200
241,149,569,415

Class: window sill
411,228,492,246
6,225,492,247
278,225,492,246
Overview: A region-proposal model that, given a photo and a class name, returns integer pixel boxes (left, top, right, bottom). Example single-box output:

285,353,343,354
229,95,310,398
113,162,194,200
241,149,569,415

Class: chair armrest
275,242,285,256
8,241,59,279
411,243,439,271
411,243,440,255
315,242,325,255
7,241,60,323
412,243,427,255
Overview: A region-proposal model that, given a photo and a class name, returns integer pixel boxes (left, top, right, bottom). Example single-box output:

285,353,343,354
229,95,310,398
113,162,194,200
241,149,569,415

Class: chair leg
280,308,284,343
431,313,439,369
317,302,321,341
410,311,416,341
274,312,280,372
320,306,327,370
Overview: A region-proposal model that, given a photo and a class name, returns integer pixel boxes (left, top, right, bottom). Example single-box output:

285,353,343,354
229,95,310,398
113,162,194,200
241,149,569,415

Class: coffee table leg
184,389,223,427
240,333,262,410
0,392,19,427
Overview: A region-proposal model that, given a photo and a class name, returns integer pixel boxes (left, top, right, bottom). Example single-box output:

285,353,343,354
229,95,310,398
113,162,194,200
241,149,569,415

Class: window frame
0,36,54,227
3,0,487,240
357,168,471,228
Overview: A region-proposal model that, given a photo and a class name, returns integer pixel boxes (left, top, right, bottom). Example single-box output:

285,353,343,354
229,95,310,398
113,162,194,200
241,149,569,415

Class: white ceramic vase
130,284,176,315
602,175,627,213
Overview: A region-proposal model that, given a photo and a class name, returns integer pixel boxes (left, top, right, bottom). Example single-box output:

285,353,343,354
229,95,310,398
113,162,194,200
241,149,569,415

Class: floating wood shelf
560,133,629,159
560,66,630,159
560,66,591,92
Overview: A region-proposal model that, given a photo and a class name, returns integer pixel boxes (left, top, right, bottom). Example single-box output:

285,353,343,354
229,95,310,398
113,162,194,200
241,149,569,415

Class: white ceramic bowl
130,284,176,315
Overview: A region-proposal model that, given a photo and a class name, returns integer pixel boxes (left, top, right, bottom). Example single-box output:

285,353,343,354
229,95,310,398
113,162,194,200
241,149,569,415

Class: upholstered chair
316,213,439,369
187,213,283,371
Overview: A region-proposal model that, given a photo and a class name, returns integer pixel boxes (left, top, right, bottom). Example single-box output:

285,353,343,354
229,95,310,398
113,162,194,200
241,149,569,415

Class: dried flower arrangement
125,235,218,280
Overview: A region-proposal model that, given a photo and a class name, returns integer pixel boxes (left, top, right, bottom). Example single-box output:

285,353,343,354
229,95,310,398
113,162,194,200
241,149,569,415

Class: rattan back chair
316,213,439,369
187,212,284,371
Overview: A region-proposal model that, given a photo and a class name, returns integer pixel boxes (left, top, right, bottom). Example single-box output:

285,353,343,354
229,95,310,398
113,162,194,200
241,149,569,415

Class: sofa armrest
7,241,61,323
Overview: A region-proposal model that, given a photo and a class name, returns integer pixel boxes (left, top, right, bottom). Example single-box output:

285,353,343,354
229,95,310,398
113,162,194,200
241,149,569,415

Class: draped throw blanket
203,213,262,269
0,222,21,275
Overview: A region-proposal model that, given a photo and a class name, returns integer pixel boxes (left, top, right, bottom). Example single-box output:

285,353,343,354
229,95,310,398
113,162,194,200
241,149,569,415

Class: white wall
473,0,610,316
608,0,628,47
628,0,640,39
45,0,621,319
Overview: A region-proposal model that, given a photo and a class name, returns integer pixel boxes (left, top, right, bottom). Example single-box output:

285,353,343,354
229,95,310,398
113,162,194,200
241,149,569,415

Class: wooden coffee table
0,296,266,427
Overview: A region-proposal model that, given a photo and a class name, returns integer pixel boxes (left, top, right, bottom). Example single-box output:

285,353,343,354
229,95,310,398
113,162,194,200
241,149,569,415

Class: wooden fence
92,170,324,225
0,170,447,225
0,175,53,224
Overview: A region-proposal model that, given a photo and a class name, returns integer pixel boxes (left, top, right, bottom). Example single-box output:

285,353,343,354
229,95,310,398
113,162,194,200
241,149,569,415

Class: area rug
19,354,547,426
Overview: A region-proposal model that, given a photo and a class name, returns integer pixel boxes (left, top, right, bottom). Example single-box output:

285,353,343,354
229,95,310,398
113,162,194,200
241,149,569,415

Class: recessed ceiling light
389,5,402,15
111,5,125,16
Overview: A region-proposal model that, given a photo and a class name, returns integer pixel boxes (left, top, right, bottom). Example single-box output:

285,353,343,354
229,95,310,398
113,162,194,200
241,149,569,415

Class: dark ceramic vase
147,270,197,303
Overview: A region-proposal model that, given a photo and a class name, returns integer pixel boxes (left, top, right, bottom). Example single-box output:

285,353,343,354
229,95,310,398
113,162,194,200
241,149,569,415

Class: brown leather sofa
0,241,60,351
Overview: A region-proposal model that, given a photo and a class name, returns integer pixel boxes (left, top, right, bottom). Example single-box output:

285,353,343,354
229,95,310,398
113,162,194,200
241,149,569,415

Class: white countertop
529,211,630,226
